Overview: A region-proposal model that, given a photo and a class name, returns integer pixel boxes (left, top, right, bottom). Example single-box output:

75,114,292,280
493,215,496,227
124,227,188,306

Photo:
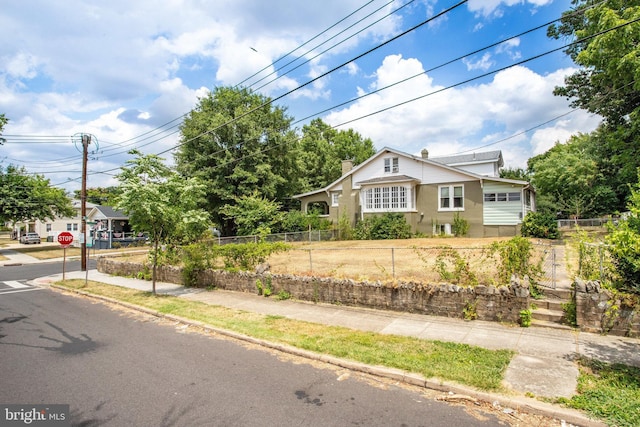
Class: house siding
482,182,524,226
412,180,484,237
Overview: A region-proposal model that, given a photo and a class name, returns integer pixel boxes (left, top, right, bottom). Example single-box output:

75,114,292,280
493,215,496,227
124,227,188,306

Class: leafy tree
73,187,120,205
606,172,640,294
499,167,530,181
278,210,332,233
176,86,300,236
528,134,617,218
115,150,210,294
0,164,74,225
0,114,7,135
547,1,640,212
219,192,284,236
297,118,376,191
548,0,640,125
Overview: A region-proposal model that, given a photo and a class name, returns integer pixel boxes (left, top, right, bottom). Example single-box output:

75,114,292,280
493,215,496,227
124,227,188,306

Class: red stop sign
58,232,74,247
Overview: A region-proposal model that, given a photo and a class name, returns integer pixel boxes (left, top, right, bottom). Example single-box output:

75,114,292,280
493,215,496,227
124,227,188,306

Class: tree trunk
152,238,158,295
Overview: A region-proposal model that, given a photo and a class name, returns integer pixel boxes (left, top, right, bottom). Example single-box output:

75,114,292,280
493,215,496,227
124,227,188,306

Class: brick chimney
341,159,353,175
421,148,429,159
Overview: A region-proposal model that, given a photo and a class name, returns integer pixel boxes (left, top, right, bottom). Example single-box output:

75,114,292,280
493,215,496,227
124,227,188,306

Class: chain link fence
266,243,558,288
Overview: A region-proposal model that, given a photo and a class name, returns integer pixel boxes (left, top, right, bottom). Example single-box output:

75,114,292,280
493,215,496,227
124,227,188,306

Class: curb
48,283,605,427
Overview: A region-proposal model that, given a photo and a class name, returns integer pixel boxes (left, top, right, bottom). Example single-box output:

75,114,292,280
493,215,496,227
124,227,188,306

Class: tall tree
176,86,299,236
547,0,640,210
115,150,210,294
297,118,376,192
548,0,640,125
528,134,617,218
0,165,74,225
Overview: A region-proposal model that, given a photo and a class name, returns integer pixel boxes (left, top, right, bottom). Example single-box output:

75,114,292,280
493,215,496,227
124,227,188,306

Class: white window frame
331,192,340,207
362,185,411,212
439,185,464,211
384,157,399,173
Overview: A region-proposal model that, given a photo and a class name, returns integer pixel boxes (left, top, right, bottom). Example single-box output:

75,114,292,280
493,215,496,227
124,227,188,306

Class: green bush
521,212,559,239
353,213,412,240
605,176,640,295
279,210,332,233
213,242,289,271
452,212,469,237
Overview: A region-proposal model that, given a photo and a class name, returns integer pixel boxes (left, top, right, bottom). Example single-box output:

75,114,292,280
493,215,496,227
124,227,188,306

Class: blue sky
0,0,601,193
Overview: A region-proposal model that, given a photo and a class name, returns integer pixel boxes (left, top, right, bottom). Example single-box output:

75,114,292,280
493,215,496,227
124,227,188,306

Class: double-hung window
384,157,399,173
439,185,464,210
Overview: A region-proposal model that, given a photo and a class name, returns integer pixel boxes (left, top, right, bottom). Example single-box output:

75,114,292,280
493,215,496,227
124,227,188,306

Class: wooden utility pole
81,134,91,271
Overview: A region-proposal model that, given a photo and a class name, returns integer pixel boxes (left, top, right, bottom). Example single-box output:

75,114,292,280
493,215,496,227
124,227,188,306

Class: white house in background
13,200,97,243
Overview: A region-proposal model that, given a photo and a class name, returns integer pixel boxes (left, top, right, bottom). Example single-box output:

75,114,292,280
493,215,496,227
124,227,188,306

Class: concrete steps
530,288,574,330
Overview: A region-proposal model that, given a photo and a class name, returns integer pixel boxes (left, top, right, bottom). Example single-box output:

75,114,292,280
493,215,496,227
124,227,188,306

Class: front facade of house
293,147,535,238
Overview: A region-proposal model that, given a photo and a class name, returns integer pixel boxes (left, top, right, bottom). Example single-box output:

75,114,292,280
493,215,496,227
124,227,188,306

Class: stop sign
58,232,74,248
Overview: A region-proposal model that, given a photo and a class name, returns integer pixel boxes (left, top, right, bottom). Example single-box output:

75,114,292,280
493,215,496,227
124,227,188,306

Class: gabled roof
292,146,526,199
89,205,128,219
356,175,420,186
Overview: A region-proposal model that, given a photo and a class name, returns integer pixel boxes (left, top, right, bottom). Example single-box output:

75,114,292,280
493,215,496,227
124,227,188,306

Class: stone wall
98,258,530,323
575,279,639,337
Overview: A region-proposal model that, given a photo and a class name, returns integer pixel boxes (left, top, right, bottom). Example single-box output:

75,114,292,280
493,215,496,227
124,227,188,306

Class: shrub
605,176,640,295
521,212,559,239
213,242,289,271
452,212,469,237
353,213,412,240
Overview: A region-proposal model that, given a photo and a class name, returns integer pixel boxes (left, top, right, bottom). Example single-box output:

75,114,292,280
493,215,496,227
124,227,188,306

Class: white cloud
467,0,553,17
323,57,601,168
463,53,495,71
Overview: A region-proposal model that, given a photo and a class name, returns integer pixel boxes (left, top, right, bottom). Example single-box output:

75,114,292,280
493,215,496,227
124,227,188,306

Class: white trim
438,184,464,211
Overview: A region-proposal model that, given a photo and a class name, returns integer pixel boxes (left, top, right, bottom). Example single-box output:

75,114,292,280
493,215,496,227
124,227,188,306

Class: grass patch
558,357,640,427
57,279,513,391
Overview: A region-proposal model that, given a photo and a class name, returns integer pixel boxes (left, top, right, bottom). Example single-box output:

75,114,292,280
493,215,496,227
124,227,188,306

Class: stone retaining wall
575,279,639,337
98,258,530,323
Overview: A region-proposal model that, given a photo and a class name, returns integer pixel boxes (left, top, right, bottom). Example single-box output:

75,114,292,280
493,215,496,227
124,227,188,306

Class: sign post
58,232,74,280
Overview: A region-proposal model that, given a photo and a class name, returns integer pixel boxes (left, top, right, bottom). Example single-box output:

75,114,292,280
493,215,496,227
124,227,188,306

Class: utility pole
81,134,91,271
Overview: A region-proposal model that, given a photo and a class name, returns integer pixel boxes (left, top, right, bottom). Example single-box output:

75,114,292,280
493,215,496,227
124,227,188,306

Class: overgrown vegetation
606,176,640,295
353,213,412,240
520,211,559,239
452,212,469,237
487,236,543,296
179,241,290,286
434,247,478,286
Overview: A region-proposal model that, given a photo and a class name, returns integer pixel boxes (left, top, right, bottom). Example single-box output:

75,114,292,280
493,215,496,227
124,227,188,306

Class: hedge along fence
97,257,531,323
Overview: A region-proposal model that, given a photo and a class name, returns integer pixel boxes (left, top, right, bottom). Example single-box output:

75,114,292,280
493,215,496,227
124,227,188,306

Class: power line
251,0,414,92
236,0,381,88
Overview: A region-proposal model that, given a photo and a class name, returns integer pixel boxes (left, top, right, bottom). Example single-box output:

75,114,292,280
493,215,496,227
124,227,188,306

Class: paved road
1,287,510,426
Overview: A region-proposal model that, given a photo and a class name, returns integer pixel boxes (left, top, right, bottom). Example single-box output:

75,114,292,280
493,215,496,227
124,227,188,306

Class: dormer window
384,157,399,173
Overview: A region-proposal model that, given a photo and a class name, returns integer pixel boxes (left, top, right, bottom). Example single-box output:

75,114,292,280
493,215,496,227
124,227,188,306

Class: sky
0,0,602,194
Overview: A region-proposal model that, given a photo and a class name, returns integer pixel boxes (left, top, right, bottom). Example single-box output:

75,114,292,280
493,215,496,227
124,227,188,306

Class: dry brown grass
267,237,518,284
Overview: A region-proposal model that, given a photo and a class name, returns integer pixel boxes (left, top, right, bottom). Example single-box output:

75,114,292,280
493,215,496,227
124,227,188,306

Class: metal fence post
308,249,313,272
552,247,557,289
392,248,396,278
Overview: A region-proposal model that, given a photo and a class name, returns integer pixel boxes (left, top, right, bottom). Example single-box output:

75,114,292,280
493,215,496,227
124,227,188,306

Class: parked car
20,232,41,244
